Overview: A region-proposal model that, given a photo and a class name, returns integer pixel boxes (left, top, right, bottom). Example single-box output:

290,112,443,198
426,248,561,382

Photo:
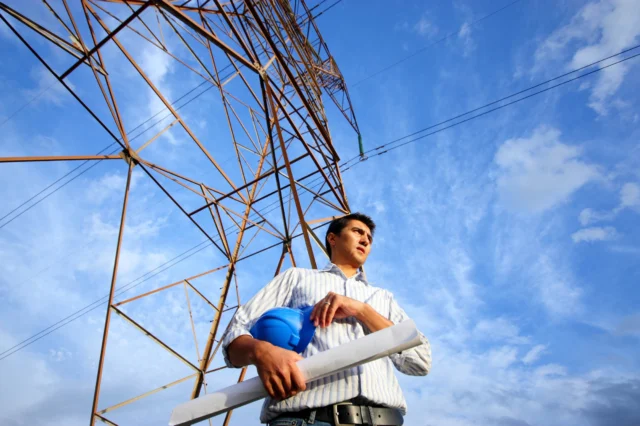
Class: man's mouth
356,247,365,254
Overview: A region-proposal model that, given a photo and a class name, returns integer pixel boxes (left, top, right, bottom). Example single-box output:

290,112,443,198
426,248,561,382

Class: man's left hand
310,292,365,328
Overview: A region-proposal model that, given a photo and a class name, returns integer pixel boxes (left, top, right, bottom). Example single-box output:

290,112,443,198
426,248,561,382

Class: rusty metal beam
90,160,133,426
0,154,121,163
60,0,151,79
1,1,360,423
0,2,107,76
157,0,258,73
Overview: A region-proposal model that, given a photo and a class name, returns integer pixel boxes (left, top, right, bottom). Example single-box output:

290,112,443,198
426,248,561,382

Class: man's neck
331,260,359,278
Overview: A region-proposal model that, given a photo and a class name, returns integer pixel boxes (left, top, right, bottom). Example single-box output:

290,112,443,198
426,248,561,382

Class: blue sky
1,0,640,425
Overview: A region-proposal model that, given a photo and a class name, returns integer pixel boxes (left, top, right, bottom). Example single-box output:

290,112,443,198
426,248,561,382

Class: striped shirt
221,264,432,423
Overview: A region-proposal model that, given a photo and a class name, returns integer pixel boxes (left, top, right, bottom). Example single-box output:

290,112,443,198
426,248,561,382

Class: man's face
328,220,373,266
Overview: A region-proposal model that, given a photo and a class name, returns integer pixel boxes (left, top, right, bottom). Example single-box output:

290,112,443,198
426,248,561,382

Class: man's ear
327,232,336,246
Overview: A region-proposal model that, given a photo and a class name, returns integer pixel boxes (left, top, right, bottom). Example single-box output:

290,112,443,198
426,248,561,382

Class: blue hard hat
250,306,316,353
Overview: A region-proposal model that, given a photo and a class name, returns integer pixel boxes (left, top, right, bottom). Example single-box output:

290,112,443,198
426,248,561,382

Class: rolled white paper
169,320,422,426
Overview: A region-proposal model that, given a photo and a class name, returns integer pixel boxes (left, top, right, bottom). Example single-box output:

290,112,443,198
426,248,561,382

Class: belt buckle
332,402,355,426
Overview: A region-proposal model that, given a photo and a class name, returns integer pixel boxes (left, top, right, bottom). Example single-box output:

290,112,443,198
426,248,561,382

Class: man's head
325,213,376,267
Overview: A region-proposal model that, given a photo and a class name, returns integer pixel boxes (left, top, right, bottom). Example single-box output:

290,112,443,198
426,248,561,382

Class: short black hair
325,212,376,260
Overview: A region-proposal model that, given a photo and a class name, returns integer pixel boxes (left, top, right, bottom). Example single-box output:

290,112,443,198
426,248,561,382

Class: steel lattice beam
0,1,359,424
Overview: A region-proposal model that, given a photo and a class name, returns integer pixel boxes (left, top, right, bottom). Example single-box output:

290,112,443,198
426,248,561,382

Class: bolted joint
119,148,140,166
257,64,268,80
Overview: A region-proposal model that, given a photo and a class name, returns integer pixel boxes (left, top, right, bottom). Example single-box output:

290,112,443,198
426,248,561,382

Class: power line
0,172,332,361
4,36,626,359
376,51,640,156
0,147,119,230
0,145,115,225
19,197,166,286
341,43,640,171
0,0,346,231
0,70,231,231
351,0,526,88
313,0,343,19
5,12,634,362
0,79,58,129
0,239,213,361
0,1,348,361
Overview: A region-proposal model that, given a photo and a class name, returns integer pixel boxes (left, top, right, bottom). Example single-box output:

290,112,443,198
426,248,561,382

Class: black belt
273,403,404,425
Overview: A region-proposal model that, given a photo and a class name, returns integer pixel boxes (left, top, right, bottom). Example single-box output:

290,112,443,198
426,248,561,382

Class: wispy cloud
571,226,618,243
579,182,640,226
534,0,640,115
494,126,600,213
532,253,583,318
473,317,531,345
620,182,640,208
522,344,547,364
458,22,475,57
137,45,181,146
413,16,438,39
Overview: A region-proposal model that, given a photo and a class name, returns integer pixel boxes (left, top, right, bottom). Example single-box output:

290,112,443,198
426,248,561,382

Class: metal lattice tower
0,0,359,424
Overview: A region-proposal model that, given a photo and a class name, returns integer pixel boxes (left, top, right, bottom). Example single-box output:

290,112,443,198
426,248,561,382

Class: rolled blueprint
169,320,422,426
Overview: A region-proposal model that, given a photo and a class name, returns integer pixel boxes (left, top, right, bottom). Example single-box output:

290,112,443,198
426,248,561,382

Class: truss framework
0,1,359,424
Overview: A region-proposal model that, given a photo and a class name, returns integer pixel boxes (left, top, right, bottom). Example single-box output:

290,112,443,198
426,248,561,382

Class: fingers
311,292,333,326
270,376,286,400
291,363,307,393
315,299,329,327
310,299,322,324
257,347,305,401
279,368,293,398
310,295,324,322
325,302,340,327
311,292,352,327
263,377,276,399
321,294,337,327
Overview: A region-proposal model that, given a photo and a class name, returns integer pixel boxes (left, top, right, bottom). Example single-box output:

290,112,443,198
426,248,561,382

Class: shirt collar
321,263,369,285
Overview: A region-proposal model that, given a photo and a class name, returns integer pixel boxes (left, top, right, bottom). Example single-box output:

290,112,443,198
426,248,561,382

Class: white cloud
620,182,640,207
534,363,567,378
138,46,181,146
458,22,475,57
609,245,640,255
413,16,438,38
49,347,72,362
571,226,618,243
535,0,640,115
85,170,144,204
494,126,600,213
0,328,61,423
578,207,613,226
532,253,582,317
486,345,519,369
522,344,547,364
400,335,639,426
473,317,530,345
578,181,640,225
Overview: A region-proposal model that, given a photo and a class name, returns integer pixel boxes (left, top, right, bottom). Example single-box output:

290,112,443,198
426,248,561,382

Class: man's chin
351,254,366,266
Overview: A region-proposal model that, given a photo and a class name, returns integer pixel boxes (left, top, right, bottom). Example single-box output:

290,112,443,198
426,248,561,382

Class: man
222,213,431,425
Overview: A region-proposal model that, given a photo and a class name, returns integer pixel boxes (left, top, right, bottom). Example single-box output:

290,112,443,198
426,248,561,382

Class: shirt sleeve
221,268,298,368
386,291,432,376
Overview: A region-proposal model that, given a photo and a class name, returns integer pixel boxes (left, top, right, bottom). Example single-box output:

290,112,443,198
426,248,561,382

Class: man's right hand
254,341,307,400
